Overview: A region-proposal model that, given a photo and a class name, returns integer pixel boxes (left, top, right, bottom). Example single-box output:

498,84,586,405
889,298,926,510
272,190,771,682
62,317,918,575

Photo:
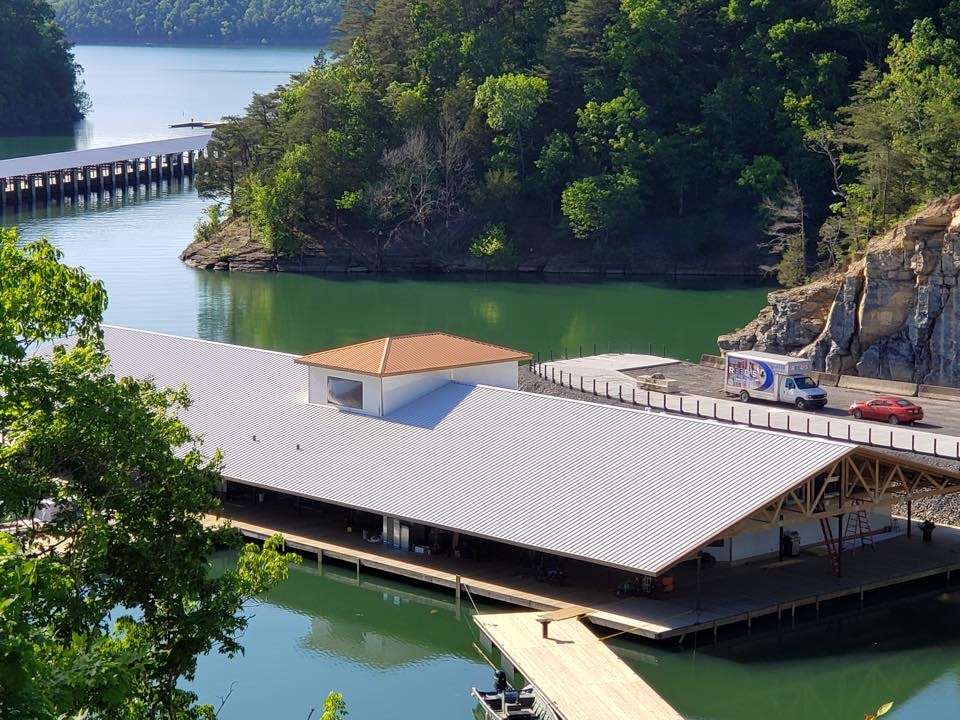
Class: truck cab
778,374,828,410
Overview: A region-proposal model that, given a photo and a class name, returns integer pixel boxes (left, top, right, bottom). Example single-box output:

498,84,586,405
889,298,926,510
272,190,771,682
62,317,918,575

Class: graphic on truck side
727,357,774,391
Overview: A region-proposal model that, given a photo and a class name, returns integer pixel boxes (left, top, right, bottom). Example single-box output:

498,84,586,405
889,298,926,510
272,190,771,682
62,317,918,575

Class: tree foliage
0,0,87,132
51,0,341,45
195,0,960,281
0,228,299,720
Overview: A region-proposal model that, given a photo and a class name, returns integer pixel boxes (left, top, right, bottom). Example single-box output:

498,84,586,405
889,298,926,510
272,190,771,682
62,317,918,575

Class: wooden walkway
474,612,683,720
209,503,960,641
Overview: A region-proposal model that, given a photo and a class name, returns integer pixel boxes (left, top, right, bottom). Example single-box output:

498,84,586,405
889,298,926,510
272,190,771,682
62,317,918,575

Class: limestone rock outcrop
719,194,960,387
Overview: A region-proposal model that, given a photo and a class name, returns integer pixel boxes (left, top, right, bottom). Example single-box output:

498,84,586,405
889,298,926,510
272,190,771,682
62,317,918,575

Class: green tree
474,72,549,175
0,0,88,131
0,228,300,720
561,173,642,250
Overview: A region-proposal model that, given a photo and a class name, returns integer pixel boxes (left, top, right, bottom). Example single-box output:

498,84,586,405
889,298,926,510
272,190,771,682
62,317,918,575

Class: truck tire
739,390,750,403
888,414,900,425
795,398,807,410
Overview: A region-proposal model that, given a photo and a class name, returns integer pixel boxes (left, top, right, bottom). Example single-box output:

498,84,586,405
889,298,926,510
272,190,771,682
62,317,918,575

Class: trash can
788,530,801,556
921,520,936,542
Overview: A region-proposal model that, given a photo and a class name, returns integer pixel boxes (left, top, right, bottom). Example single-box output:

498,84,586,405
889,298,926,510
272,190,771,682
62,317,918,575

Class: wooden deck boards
474,612,683,720
209,503,960,640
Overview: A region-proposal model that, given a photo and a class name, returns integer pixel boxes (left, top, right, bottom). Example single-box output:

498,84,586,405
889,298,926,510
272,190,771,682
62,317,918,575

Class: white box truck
723,351,828,410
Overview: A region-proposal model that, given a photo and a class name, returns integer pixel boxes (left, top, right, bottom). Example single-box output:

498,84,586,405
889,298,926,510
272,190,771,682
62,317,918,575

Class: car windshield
895,399,914,407
794,376,818,389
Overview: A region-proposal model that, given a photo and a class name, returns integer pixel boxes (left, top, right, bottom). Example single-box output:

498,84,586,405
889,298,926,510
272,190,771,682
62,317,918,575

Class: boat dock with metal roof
0,134,210,212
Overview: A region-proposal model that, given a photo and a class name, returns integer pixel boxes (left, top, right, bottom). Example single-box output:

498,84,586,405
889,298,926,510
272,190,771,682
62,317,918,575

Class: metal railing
531,362,960,461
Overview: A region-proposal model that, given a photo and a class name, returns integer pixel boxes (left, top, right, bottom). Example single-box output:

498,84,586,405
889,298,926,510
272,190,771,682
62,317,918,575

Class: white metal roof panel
0,135,211,177
91,327,854,575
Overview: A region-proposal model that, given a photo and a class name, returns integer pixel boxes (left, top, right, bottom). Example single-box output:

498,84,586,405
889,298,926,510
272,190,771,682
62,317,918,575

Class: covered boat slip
209,501,960,640
474,611,683,720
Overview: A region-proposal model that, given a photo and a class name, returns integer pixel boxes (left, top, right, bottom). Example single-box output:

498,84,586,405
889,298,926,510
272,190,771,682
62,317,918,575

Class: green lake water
3,44,960,719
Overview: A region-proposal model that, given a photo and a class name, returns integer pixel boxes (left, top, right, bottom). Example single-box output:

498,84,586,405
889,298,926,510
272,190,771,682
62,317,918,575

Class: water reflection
193,270,770,360
190,558,487,720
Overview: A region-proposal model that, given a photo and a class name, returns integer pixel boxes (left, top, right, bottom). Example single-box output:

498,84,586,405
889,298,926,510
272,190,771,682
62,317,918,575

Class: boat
471,671,543,720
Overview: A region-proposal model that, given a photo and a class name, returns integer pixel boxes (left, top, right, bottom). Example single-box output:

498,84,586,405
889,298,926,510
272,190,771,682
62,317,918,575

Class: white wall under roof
309,360,520,416
451,360,518,388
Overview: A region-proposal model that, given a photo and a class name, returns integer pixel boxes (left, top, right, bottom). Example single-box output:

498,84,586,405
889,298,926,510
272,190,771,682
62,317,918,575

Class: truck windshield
794,376,818,389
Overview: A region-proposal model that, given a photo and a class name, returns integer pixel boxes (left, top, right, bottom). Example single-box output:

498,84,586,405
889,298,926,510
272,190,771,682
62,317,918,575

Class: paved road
537,355,960,461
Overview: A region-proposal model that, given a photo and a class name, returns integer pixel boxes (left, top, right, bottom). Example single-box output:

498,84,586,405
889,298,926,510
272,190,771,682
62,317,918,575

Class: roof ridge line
378,337,392,375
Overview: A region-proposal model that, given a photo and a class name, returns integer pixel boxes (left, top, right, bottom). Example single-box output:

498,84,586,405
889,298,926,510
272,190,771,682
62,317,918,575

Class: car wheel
796,398,806,410
739,390,750,403
888,414,900,425
853,409,863,420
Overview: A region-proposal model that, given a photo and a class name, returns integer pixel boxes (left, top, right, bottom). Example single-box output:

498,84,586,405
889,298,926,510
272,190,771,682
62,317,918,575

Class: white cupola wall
294,332,531,417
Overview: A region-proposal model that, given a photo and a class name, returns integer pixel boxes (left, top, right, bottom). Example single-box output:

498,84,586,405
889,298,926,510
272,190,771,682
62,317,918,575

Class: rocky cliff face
719,194,960,387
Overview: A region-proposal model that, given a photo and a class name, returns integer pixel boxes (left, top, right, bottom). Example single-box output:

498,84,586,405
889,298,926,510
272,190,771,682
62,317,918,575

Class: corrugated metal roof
294,331,532,376
95,327,854,575
0,135,211,177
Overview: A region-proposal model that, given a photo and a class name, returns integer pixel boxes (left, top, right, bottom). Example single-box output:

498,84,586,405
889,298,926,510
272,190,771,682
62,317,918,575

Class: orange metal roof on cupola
294,332,532,377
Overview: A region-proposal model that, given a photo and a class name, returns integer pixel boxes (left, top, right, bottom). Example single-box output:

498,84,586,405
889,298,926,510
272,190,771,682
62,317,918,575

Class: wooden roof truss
741,448,960,531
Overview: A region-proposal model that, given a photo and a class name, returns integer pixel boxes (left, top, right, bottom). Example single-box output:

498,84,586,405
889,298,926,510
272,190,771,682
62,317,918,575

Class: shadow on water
611,590,960,720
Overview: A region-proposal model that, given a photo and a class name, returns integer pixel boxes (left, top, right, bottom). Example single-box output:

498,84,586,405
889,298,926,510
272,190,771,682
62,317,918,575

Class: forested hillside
52,0,340,45
194,0,960,278
0,0,87,133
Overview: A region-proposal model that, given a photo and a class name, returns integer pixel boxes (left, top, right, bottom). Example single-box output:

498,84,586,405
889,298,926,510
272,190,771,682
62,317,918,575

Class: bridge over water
0,134,211,212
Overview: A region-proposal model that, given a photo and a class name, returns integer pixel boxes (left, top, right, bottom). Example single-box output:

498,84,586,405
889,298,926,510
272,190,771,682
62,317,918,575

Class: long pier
0,134,211,212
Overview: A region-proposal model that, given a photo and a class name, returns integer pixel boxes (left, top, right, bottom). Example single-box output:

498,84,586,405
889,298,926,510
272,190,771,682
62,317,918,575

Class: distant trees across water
0,0,88,133
52,0,341,45
193,0,960,283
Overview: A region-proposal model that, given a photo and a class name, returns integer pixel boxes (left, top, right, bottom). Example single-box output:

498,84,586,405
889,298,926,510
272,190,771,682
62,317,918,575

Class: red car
848,397,924,425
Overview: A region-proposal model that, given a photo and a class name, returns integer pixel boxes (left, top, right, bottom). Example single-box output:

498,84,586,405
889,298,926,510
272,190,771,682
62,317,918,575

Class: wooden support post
71,168,78,200
317,548,323,568
135,158,141,189
455,574,461,609
45,173,51,204
179,152,185,184
146,156,152,187
98,165,104,196
837,513,843,577
907,500,912,538
538,617,550,639
695,554,702,612
29,175,36,207
15,177,22,209
355,557,361,582
58,171,64,203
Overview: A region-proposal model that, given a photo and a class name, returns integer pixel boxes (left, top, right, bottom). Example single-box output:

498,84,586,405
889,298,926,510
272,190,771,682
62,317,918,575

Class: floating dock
474,611,683,720
209,504,960,642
